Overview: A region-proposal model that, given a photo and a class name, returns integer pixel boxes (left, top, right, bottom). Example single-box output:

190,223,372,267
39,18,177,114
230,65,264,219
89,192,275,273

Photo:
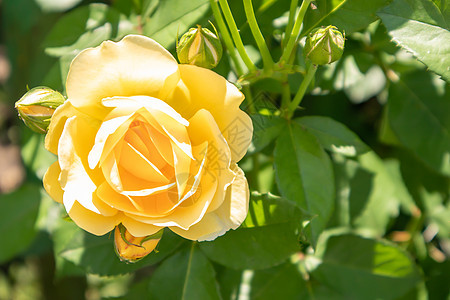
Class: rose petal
210,164,249,229
127,171,218,229
97,182,139,213
45,101,85,155
170,164,249,241
187,109,235,212
102,96,189,127
101,151,175,197
125,122,167,169
119,140,169,183
66,36,180,119
104,142,206,218
68,201,121,236
58,116,103,214
43,161,63,203
122,217,162,237
169,213,227,241
167,65,253,162
88,114,134,169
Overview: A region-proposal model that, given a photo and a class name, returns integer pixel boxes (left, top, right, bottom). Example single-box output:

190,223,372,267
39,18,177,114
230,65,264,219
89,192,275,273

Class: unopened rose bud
177,25,223,69
114,224,162,263
304,25,345,65
15,86,65,133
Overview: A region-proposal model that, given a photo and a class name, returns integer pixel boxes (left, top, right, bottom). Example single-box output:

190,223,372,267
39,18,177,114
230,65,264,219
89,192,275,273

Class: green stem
243,0,274,73
209,0,244,76
282,0,299,48
280,0,311,63
218,0,257,71
287,63,317,118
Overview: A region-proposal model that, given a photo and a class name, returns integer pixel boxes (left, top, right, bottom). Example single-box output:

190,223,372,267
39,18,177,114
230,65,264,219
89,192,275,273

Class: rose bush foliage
43,35,252,241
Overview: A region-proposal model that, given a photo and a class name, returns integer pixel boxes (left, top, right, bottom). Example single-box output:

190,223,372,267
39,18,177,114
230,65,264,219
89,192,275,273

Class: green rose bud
15,86,65,134
177,25,223,69
304,25,345,65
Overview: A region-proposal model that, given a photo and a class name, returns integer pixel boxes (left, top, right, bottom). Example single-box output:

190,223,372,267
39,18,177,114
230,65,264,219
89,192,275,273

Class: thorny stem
217,0,257,71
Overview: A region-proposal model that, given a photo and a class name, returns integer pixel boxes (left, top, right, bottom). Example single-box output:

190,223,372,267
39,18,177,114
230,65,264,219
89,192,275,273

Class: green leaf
52,217,86,278
0,183,41,263
302,0,391,36
143,0,209,48
242,192,304,228
44,4,135,57
58,226,185,275
148,244,221,300
297,116,370,157
309,230,423,299
250,114,286,152
335,152,415,235
200,193,303,270
250,262,307,300
317,53,387,103
387,71,450,176
274,120,334,245
43,3,136,84
34,0,82,13
378,0,450,81
215,267,243,300
397,150,450,239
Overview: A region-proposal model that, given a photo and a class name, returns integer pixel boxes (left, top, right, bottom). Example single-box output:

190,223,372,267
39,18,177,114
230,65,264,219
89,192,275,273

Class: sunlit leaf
297,116,370,157
378,0,450,81
274,120,334,245
250,262,307,300
143,0,209,48
302,0,391,36
148,244,221,300
309,230,423,299
387,71,450,176
200,193,303,270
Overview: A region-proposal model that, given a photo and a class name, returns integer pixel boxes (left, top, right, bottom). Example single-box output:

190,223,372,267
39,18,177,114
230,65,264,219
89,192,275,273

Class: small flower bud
304,25,345,65
114,224,162,263
177,25,223,69
15,86,65,133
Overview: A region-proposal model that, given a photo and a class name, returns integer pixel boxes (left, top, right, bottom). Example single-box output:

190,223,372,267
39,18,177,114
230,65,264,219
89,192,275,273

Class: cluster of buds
177,25,223,69
15,87,65,133
114,224,163,263
304,25,345,65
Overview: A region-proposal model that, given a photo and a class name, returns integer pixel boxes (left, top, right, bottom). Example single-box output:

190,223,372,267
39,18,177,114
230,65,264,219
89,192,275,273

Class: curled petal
170,164,249,241
167,65,253,162
43,161,63,203
68,201,121,236
66,35,180,119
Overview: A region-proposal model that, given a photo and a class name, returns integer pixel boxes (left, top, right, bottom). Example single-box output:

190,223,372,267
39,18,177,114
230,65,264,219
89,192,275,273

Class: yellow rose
43,35,252,242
